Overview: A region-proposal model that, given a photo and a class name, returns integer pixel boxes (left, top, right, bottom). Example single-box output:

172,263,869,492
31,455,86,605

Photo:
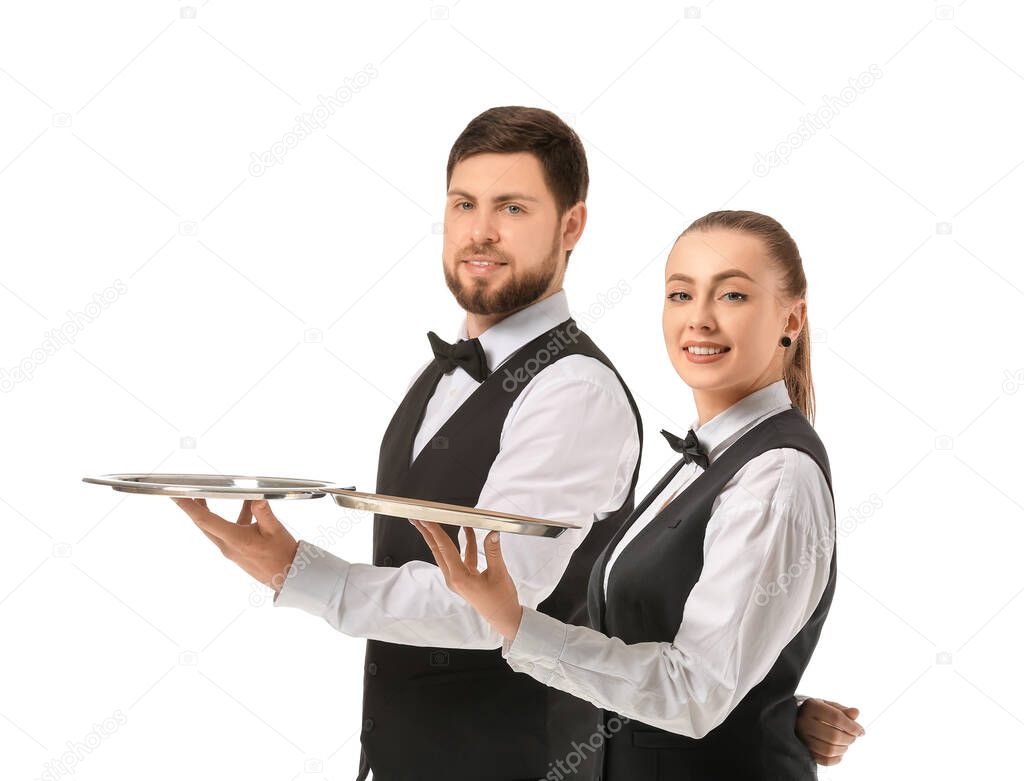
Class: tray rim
81,473,347,500
322,486,581,537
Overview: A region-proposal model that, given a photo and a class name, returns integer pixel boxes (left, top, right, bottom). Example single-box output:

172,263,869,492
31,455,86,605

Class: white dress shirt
273,289,642,652
502,379,835,738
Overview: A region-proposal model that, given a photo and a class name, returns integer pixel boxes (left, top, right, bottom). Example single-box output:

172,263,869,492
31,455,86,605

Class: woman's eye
723,292,747,302
667,291,690,302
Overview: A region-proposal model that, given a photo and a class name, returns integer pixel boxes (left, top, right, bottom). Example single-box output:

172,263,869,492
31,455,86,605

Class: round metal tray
323,487,580,538
82,473,346,500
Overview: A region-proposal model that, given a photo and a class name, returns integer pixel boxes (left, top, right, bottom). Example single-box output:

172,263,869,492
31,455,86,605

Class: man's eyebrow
666,269,756,285
447,189,540,203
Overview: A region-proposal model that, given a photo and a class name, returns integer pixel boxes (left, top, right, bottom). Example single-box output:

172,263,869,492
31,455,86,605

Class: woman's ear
785,299,807,338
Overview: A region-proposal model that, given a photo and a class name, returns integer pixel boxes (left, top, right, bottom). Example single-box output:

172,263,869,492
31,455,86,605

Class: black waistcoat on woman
358,317,643,781
586,406,836,781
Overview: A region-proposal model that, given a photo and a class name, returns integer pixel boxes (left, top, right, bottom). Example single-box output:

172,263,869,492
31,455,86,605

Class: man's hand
796,697,865,766
171,498,299,595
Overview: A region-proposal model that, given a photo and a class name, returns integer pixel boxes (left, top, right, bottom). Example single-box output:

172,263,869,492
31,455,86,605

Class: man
175,106,862,780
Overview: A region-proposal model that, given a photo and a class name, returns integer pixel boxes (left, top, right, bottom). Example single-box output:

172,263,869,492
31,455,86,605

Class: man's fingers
237,499,254,525
169,499,230,555
252,500,284,535
198,526,229,556
172,498,246,545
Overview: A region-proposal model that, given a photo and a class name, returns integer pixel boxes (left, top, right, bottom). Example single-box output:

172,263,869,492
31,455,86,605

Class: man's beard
443,238,560,316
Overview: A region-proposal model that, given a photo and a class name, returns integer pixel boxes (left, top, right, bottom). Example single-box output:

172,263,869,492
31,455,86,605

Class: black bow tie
427,331,489,383
660,428,709,470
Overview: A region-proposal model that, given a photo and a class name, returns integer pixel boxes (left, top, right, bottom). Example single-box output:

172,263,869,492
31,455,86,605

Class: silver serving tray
323,487,580,538
82,473,347,500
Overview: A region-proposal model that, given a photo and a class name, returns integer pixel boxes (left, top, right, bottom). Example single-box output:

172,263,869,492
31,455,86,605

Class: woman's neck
692,376,783,428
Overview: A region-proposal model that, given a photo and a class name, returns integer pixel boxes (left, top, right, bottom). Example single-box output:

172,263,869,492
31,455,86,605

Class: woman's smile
683,340,731,364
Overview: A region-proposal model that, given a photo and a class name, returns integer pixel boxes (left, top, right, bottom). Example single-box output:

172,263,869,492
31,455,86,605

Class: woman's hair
446,106,588,264
679,210,816,424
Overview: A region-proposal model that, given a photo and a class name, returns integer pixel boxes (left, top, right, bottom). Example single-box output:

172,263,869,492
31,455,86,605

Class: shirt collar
454,288,571,377
688,379,793,462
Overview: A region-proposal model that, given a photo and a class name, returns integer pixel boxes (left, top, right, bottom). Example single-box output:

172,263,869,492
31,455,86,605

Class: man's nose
471,209,499,243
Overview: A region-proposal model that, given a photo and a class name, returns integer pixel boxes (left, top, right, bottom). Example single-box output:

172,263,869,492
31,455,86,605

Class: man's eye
456,201,473,211
504,204,522,215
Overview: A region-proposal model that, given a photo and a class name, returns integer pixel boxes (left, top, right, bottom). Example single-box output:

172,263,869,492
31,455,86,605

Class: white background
2,1,1022,778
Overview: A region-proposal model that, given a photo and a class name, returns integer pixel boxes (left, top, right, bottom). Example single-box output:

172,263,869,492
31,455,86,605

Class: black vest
586,406,835,781
358,317,643,781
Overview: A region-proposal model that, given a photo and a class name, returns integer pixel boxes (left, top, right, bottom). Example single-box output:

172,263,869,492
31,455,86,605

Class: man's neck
464,288,561,339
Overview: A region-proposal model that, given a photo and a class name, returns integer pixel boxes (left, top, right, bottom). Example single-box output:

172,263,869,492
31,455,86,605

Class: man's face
442,152,570,316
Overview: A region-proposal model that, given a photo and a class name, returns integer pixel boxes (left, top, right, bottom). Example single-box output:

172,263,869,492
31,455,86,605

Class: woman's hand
795,697,865,766
411,519,524,641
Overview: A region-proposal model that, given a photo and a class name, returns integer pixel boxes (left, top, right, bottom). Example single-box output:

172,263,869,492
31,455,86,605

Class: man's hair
447,106,588,263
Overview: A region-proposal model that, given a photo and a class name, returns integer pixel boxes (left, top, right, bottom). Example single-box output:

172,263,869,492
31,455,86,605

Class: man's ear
561,200,587,253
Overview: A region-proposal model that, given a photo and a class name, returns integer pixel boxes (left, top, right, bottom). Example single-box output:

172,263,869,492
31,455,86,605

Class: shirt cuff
502,606,568,671
794,693,810,708
272,539,350,617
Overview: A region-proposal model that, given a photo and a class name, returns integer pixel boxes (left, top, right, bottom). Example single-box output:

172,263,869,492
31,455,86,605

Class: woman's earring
779,335,792,348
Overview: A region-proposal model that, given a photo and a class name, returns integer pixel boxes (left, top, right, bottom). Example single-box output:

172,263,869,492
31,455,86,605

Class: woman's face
662,228,805,398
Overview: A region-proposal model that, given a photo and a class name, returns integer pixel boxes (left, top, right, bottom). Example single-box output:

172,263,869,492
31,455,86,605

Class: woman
413,210,841,779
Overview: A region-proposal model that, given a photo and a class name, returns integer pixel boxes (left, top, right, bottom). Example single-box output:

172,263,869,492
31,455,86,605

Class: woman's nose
688,300,715,331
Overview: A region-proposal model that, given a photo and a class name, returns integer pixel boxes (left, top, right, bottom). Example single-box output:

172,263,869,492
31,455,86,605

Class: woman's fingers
822,701,864,734
800,717,859,746
237,499,254,525
462,526,480,574
424,521,463,569
410,519,452,584
420,521,469,581
802,733,850,757
482,531,508,578
809,751,843,767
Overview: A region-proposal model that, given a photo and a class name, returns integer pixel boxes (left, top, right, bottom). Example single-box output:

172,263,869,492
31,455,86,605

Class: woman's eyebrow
666,269,756,284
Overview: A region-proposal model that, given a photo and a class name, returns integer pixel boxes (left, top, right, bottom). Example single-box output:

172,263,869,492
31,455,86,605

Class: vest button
363,718,374,732
367,662,378,676
382,556,394,566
